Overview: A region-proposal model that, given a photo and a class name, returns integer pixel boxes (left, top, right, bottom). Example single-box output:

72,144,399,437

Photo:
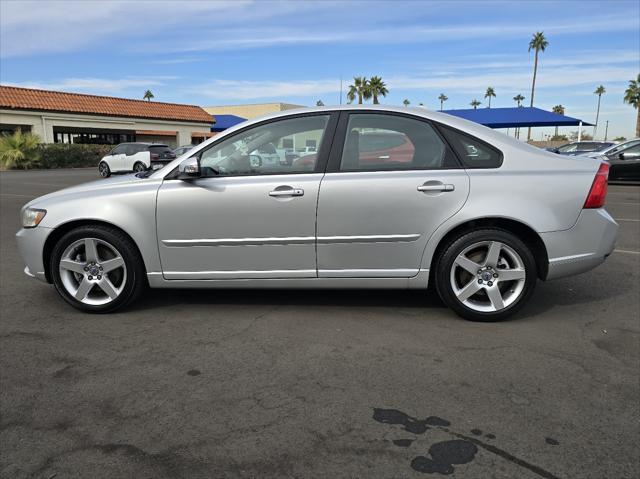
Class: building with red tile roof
0,85,214,147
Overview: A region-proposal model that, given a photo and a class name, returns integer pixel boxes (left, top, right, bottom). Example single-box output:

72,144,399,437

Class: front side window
607,141,639,155
339,114,456,171
198,115,330,177
111,144,127,155
619,144,640,158
438,124,503,168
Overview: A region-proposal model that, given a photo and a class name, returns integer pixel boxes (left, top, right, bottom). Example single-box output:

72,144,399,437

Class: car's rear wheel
435,229,537,322
50,225,146,313
133,162,147,173
98,162,110,178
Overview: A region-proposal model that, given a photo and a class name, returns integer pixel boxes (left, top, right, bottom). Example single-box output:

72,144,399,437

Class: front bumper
16,226,53,283
542,208,618,280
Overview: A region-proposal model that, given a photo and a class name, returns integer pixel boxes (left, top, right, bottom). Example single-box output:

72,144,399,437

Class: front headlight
22,208,47,228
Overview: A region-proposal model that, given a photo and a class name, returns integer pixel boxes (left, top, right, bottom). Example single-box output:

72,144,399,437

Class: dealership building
0,85,214,148
203,102,304,120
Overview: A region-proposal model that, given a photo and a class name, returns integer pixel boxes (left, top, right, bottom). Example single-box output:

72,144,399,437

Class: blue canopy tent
211,114,247,132
441,107,593,139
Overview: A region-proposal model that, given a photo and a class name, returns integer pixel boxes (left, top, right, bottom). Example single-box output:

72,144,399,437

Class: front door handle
269,188,304,197
417,183,455,192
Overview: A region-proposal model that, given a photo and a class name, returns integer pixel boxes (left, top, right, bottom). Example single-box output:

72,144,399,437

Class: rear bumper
542,208,618,280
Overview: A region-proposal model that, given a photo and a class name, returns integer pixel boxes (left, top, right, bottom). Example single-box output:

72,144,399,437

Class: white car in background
98,143,176,177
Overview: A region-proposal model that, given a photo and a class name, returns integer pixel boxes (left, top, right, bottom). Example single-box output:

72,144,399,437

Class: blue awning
441,107,593,129
211,114,247,131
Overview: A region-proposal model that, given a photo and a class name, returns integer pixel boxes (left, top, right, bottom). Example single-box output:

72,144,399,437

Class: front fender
33,179,162,275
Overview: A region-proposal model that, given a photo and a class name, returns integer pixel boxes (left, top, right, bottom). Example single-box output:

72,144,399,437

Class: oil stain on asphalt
373,408,562,478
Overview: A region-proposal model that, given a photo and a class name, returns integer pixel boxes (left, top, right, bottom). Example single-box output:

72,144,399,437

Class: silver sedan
16,106,618,321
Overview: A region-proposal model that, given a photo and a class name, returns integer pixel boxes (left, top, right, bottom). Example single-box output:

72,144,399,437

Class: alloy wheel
58,238,127,306
98,163,109,177
449,241,526,312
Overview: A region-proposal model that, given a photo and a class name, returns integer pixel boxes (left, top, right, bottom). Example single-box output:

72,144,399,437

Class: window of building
282,138,294,149
53,129,135,145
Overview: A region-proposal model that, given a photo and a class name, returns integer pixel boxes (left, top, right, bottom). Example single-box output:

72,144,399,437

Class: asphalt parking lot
1,168,638,479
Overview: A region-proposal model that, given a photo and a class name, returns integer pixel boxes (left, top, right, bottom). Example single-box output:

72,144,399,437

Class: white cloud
190,62,636,102
150,14,640,54
194,79,341,101
2,1,638,57
4,77,170,95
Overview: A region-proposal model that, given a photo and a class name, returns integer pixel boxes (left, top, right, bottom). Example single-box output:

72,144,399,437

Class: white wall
0,109,210,145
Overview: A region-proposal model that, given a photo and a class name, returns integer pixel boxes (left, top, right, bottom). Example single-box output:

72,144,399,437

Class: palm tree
511,94,526,138
347,77,371,104
368,76,388,104
143,90,154,101
316,100,324,106
402,99,410,107
438,93,448,111
513,94,525,107
527,31,549,140
593,85,606,138
624,74,640,138
470,99,481,109
484,87,496,108
0,129,41,169
551,105,565,137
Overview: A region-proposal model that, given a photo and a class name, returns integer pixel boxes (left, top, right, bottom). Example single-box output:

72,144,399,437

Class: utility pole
339,76,343,105
604,120,609,141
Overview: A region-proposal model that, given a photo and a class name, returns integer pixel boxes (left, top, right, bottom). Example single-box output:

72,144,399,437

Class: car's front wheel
50,225,146,313
435,229,537,322
98,162,110,178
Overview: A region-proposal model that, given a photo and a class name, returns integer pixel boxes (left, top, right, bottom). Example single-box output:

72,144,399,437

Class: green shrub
0,130,42,169
37,143,113,169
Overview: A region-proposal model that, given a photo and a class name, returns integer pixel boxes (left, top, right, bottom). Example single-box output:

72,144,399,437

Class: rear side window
339,113,459,171
125,144,143,155
438,124,503,168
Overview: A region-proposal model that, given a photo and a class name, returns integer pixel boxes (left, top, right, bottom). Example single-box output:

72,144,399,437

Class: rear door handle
269,188,304,197
417,184,455,192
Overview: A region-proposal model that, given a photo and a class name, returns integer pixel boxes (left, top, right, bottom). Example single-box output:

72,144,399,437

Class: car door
108,144,127,171
123,144,144,170
608,144,640,181
156,113,338,280
316,112,470,278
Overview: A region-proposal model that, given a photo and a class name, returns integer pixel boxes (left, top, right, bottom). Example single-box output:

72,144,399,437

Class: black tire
98,162,111,178
133,162,147,173
50,225,146,313
435,228,537,322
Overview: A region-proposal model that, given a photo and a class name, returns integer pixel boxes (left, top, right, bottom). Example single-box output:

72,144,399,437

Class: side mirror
618,153,625,160
177,156,200,180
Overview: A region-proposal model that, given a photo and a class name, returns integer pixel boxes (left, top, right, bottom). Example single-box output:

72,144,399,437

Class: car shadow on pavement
132,287,448,312
125,265,633,322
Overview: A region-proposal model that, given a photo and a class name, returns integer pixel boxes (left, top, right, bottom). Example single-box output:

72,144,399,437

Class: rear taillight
150,153,159,160
583,162,609,209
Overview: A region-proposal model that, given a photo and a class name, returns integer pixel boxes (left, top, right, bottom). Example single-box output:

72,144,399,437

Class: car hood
26,173,159,209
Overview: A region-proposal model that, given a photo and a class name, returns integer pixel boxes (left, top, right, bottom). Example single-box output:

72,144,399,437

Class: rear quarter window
437,124,503,168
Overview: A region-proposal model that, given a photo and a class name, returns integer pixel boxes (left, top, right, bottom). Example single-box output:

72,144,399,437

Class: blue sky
1,0,638,138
